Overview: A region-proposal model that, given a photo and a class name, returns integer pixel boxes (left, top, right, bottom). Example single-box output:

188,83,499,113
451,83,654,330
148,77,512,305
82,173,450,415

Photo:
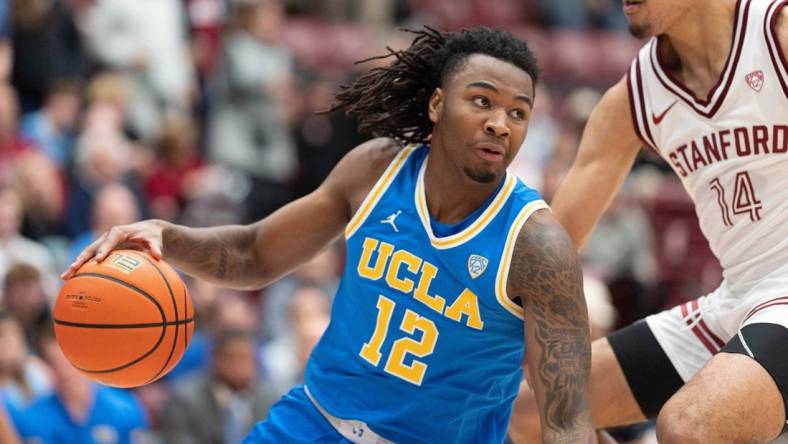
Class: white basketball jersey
627,0,788,291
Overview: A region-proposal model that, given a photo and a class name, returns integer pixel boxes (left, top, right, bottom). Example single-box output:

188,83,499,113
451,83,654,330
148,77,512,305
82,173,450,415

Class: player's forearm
531,318,595,444
513,213,595,444
543,424,596,444
159,220,263,289
551,162,619,252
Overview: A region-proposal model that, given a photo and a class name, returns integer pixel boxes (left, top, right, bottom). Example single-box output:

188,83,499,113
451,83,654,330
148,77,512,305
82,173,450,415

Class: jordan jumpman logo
381,210,402,232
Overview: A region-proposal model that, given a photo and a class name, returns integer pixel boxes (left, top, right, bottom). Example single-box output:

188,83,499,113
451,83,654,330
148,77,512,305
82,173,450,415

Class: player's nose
484,110,510,138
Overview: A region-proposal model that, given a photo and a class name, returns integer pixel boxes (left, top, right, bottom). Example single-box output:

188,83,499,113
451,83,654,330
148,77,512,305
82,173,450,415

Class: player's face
428,54,534,184
623,0,692,38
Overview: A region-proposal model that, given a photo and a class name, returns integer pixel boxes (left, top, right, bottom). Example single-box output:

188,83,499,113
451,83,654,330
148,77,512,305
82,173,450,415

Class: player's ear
428,88,444,124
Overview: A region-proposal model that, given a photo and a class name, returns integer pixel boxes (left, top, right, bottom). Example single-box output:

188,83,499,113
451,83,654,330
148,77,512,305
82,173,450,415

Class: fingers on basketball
95,227,130,261
54,249,194,388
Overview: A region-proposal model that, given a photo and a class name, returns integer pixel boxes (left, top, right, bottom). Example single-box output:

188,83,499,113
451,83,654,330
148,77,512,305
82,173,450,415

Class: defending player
509,0,788,443
64,28,597,443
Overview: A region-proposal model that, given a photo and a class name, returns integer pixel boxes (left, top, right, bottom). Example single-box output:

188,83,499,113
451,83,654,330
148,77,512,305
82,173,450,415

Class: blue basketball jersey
305,145,548,443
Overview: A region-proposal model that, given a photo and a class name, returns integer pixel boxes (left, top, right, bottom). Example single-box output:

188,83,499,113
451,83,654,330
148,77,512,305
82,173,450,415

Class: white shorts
646,268,788,382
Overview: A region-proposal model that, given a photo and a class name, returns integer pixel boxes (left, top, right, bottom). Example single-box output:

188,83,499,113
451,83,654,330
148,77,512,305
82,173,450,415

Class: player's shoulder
344,137,404,170
604,75,632,108
506,208,580,296
323,137,408,211
515,210,571,250
512,211,577,273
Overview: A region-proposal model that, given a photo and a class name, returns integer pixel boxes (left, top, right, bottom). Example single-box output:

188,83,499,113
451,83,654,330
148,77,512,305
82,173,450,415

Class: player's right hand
61,220,165,280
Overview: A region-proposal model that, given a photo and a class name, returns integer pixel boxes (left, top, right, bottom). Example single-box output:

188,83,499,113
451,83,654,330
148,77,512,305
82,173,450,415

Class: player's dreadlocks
329,26,539,144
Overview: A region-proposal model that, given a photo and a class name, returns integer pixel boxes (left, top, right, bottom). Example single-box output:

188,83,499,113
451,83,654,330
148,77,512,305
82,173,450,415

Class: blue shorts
243,385,352,444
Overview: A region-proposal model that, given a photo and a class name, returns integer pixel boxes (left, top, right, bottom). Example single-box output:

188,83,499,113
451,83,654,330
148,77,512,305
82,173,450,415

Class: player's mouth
473,143,505,162
623,0,644,16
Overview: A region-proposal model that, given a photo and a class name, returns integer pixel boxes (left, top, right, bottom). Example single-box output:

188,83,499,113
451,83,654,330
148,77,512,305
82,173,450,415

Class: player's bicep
551,77,643,249
250,138,400,285
250,188,346,282
508,211,592,438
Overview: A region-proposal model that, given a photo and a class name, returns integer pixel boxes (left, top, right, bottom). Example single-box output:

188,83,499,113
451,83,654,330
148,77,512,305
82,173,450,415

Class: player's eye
510,108,526,120
472,96,490,108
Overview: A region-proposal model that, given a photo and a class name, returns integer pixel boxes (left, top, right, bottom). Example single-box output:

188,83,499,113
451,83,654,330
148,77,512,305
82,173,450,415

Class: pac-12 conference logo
467,254,489,279
745,70,764,92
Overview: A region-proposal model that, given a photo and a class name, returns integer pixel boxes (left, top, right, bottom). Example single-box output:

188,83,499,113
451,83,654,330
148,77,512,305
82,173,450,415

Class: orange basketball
54,250,194,388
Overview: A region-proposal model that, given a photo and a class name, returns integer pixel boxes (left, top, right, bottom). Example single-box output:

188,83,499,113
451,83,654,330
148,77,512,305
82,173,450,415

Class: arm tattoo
509,213,594,443
163,225,259,286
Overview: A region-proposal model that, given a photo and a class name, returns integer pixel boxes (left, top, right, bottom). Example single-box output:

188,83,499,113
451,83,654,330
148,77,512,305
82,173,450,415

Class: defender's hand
61,220,164,280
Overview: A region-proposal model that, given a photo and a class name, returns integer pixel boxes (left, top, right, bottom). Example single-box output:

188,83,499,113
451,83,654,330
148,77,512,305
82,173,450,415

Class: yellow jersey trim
494,200,551,320
345,145,417,239
414,156,517,250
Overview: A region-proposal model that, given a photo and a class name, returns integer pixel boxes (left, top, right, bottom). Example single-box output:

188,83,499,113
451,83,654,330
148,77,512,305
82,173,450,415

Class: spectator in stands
292,76,365,198
215,292,261,335
185,0,226,80
208,0,297,221
10,0,93,110
0,189,56,290
0,311,51,410
0,0,10,83
13,151,67,242
12,326,147,444
184,0,227,127
167,288,258,385
260,284,330,396
20,79,82,169
85,0,195,139
583,188,659,327
82,72,134,139
68,183,141,264
260,244,340,341
2,264,51,353
0,85,33,187
63,119,147,239
161,329,277,444
535,0,627,30
143,113,205,222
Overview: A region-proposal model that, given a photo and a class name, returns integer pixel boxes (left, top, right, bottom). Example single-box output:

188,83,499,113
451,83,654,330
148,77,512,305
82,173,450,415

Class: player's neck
659,0,737,95
422,153,503,225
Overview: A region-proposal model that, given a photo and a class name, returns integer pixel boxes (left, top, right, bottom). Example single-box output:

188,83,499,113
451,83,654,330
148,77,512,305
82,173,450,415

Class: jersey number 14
709,170,762,227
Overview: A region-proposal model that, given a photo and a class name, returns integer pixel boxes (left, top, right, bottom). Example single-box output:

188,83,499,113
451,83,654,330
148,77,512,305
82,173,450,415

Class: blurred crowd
0,0,722,443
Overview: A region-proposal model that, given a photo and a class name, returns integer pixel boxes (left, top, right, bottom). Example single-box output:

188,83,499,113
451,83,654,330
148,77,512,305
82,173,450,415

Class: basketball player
64,28,597,443
509,0,788,443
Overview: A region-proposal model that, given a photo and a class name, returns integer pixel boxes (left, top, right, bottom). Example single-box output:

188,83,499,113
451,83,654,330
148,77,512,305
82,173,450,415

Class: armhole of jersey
494,200,550,320
765,0,788,99
344,145,417,239
626,57,659,153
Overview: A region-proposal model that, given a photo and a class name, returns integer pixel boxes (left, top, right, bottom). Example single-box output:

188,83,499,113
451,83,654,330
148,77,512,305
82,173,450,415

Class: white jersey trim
627,58,659,152
413,156,517,250
493,201,551,320
648,0,751,117
345,145,417,240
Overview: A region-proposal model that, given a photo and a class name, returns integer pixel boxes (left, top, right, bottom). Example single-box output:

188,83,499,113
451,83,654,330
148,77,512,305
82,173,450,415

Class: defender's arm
550,77,643,251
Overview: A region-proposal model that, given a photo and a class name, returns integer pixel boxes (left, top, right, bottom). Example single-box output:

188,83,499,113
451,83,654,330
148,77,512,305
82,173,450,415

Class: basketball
54,250,194,388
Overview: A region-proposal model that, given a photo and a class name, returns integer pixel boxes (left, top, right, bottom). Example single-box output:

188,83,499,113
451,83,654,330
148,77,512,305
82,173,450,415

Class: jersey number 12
359,295,438,386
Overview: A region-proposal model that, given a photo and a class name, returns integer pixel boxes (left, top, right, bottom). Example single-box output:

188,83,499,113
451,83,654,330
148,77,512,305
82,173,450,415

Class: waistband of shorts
303,385,393,444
